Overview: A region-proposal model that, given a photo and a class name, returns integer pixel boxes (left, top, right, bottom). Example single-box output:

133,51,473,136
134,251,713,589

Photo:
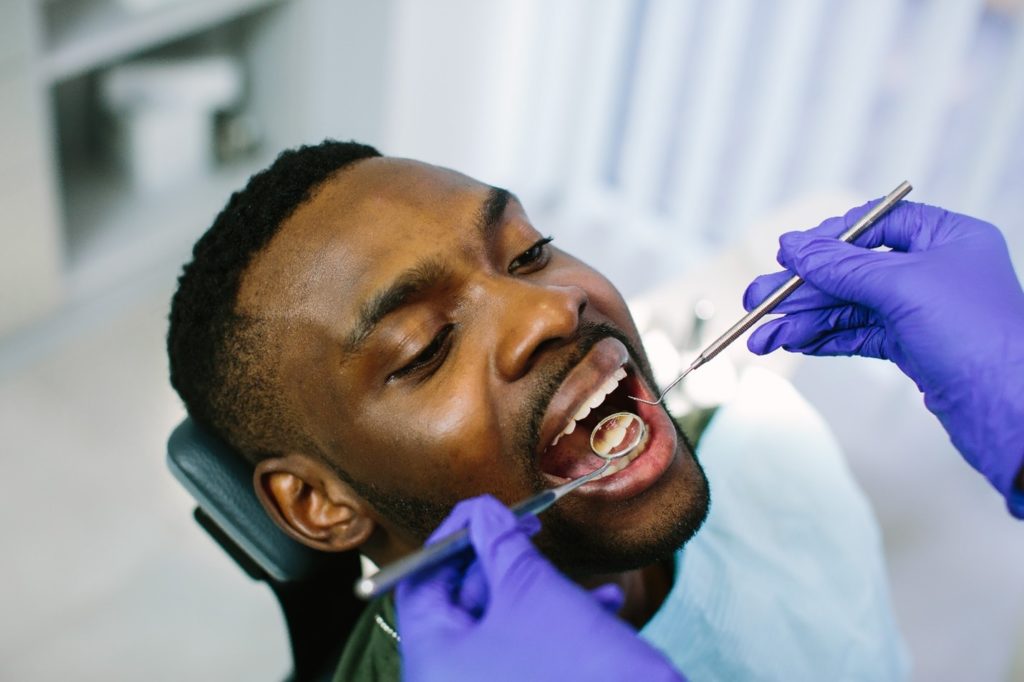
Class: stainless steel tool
353,412,646,601
631,181,913,405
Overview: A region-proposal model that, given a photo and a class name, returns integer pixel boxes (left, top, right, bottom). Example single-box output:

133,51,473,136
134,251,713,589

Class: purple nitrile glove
395,495,685,682
743,200,1024,516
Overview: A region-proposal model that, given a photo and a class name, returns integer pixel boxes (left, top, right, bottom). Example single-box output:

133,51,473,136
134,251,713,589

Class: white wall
381,0,1024,296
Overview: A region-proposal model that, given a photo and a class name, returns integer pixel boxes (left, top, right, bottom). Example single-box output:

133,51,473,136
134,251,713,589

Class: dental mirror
354,412,647,601
517,411,647,514
590,411,646,459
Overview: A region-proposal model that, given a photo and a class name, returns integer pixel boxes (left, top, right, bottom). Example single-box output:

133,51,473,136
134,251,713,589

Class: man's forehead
236,157,493,322
338,157,488,215
272,157,489,252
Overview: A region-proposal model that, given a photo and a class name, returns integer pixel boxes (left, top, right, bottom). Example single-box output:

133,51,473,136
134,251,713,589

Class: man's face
239,158,709,574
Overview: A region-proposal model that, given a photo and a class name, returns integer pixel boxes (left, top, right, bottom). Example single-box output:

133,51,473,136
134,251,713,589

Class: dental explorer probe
632,180,913,406
354,413,645,601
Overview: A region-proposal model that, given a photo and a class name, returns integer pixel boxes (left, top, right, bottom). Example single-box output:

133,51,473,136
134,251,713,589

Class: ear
253,454,375,552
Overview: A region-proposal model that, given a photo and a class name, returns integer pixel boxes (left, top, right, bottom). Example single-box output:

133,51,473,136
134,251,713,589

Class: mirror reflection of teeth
590,412,644,458
594,426,649,480
591,419,628,456
551,366,628,448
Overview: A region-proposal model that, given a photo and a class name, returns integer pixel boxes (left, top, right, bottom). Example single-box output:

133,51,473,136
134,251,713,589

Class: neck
577,557,676,629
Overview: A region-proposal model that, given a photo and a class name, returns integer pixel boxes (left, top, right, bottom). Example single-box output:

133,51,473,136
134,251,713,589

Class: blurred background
2,0,1023,678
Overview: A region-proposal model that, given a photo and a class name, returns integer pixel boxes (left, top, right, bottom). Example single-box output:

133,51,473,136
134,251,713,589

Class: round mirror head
589,412,646,460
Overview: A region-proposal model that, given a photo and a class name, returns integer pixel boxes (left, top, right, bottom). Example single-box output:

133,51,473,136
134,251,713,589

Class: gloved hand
396,495,685,682
743,200,1024,516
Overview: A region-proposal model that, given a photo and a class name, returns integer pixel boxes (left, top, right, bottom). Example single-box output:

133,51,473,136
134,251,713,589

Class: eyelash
508,236,554,274
388,237,553,384
389,323,455,382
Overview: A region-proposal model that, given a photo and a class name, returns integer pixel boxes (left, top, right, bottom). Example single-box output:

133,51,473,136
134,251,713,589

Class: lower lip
544,375,678,501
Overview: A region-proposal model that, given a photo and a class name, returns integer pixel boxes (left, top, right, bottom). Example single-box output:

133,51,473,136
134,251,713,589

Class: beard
340,320,710,575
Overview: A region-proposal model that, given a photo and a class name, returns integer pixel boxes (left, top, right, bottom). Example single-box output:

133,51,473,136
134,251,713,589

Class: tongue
538,427,607,479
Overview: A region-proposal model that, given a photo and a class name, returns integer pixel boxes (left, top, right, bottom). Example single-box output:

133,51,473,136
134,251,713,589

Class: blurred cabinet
0,0,391,336
0,0,63,337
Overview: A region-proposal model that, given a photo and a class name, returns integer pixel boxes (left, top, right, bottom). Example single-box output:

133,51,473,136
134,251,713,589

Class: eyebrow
343,186,512,354
478,187,512,237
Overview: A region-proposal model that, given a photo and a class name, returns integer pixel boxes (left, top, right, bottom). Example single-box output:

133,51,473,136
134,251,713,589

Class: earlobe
253,455,375,552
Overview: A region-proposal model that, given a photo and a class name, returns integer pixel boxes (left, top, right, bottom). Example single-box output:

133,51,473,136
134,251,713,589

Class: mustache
517,321,655,470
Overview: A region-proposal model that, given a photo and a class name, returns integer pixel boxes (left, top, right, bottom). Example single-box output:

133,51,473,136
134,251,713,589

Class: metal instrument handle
697,180,912,367
353,460,611,600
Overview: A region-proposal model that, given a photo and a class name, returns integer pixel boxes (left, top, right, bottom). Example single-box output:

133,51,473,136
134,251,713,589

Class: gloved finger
743,271,842,313
851,200,927,252
782,326,889,359
747,317,781,355
454,559,489,618
423,509,540,614
589,583,625,614
396,553,476,635
747,317,816,356
450,512,540,614
424,495,537,551
399,496,515,626
748,305,876,355
464,497,566,607
749,314,888,359
404,500,479,601
743,271,788,310
464,494,532,557
399,495,499,624
461,495,534,574
516,512,542,537
792,200,936,254
776,232,907,310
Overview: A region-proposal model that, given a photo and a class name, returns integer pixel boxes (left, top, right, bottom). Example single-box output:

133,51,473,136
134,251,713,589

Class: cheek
591,277,638,333
347,376,512,494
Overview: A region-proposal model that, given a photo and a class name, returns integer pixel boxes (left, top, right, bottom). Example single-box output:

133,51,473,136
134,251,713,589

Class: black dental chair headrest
167,417,365,682
167,418,325,583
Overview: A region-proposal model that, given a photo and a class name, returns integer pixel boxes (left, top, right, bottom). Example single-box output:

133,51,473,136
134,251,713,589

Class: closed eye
388,323,455,382
508,236,553,274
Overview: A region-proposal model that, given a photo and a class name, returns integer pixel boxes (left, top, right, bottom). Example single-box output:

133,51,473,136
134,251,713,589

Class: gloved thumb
777,231,901,311
466,498,559,606
456,508,541,615
395,547,476,632
589,583,626,614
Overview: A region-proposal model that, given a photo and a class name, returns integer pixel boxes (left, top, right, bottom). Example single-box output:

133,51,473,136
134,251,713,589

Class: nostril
525,337,565,373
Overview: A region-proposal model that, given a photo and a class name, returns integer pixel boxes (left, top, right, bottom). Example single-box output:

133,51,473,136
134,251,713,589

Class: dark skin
241,158,708,627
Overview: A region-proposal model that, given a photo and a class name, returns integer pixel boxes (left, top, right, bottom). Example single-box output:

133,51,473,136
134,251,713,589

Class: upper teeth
551,366,627,447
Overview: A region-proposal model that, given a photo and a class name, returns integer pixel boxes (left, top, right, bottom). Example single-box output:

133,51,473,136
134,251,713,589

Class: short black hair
167,139,381,462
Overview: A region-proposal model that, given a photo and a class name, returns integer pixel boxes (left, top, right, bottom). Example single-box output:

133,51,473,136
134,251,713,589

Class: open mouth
537,366,651,482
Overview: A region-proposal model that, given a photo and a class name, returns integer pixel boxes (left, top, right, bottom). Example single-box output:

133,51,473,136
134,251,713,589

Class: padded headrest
167,418,329,583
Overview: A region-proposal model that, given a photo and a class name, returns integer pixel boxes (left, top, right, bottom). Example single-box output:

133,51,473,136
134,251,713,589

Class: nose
494,280,588,380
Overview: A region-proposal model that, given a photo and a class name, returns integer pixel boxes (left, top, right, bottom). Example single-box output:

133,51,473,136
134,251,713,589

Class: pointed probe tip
628,358,702,406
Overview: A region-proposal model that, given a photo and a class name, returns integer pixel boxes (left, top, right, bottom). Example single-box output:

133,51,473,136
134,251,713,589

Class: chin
535,434,710,577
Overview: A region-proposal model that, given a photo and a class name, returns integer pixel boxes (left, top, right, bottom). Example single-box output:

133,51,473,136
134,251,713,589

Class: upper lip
535,337,631,460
